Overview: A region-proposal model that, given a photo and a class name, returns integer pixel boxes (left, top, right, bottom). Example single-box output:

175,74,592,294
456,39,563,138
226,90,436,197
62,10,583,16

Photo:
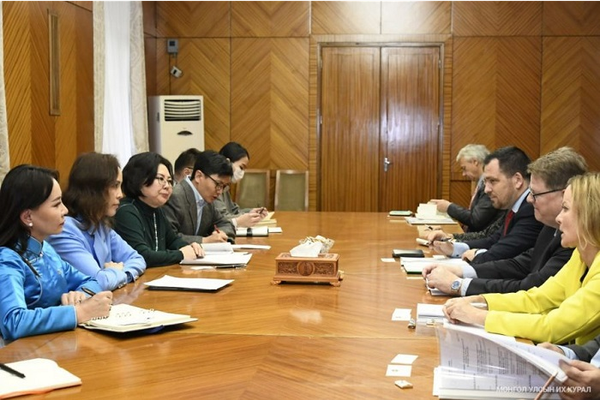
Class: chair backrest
274,170,309,211
235,169,270,210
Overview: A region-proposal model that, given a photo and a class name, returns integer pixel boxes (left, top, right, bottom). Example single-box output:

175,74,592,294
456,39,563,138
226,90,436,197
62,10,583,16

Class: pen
0,363,26,379
214,224,221,234
81,287,96,297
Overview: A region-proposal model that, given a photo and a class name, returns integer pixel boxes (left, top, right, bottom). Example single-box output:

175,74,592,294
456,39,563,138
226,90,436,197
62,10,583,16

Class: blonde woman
444,172,600,345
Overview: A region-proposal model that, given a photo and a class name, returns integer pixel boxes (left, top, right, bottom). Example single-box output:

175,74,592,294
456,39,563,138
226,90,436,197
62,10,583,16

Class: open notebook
0,358,81,398
254,211,277,226
80,304,197,333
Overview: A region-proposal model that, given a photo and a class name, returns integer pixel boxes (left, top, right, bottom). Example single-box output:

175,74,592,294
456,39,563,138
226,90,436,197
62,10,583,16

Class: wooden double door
319,45,442,212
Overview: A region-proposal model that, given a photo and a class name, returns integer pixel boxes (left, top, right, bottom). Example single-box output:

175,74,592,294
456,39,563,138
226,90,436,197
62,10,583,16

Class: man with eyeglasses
164,150,235,243
430,146,544,265
424,147,588,296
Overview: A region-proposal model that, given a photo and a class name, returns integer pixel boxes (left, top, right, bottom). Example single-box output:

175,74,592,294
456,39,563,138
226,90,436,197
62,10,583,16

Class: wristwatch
450,279,463,294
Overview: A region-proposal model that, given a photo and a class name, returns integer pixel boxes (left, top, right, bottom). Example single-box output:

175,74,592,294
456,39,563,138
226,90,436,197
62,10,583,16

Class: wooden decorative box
272,253,343,286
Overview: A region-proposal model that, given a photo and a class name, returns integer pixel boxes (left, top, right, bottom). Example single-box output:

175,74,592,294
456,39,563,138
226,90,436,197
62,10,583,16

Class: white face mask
232,168,245,183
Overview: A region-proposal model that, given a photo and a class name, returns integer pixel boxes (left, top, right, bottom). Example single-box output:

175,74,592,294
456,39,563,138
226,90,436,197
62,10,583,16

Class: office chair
274,170,309,211
235,169,270,210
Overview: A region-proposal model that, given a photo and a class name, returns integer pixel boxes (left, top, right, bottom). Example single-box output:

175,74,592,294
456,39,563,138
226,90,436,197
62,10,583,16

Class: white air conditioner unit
148,95,204,165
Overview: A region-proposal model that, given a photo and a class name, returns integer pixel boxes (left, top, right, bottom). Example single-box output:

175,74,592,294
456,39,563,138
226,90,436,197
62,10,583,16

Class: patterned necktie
503,210,515,236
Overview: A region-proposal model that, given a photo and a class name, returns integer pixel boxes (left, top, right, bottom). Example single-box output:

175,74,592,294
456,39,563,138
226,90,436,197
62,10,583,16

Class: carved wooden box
272,253,342,286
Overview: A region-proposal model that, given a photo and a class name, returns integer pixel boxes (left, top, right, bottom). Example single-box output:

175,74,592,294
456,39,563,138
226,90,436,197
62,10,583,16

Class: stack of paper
406,203,456,225
416,303,446,324
144,275,233,292
201,242,234,253
401,258,470,274
434,323,569,399
181,252,252,268
405,216,456,225
184,243,252,268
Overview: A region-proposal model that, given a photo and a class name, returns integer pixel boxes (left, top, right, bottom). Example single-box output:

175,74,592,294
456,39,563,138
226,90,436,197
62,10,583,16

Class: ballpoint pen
214,224,221,234
81,287,97,297
0,363,26,378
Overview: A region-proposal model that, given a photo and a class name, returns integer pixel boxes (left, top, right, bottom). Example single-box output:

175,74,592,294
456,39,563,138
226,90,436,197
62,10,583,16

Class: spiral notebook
80,304,197,333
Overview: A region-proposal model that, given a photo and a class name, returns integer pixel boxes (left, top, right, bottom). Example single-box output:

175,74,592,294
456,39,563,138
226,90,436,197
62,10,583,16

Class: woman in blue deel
0,165,112,341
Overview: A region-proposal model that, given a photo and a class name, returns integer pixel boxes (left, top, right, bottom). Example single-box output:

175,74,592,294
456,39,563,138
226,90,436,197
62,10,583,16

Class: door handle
384,157,392,172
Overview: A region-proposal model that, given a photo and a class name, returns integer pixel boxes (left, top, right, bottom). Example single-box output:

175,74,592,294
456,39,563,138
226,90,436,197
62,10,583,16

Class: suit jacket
466,197,543,264
163,180,235,244
466,226,573,295
214,190,242,219
447,186,502,232
453,211,506,242
567,335,600,362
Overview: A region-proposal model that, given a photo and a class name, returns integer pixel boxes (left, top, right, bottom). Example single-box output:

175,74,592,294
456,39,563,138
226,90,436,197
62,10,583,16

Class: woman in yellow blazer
443,172,600,345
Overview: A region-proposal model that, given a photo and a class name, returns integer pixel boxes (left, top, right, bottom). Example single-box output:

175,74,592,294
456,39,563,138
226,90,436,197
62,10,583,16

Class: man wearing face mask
214,142,268,228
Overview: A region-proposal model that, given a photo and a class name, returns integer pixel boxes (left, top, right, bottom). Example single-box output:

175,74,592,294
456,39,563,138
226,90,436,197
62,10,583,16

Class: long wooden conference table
0,212,460,399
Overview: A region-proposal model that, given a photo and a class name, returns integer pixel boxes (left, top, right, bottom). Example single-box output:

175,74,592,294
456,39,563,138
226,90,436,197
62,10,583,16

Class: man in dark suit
430,144,502,232
425,147,588,296
432,146,544,264
164,150,235,243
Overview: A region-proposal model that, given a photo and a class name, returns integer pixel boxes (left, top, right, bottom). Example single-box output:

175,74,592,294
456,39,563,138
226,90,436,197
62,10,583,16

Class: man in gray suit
164,150,235,243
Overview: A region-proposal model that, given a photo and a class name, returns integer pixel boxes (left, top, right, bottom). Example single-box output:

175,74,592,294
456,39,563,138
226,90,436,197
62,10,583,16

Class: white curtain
94,1,148,167
0,3,10,182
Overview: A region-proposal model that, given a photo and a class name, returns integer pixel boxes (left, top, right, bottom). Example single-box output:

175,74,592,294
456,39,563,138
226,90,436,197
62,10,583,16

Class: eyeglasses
528,188,564,202
155,175,174,188
205,174,229,192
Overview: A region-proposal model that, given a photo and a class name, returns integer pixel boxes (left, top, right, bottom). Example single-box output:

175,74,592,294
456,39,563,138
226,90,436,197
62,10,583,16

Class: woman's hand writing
74,291,113,324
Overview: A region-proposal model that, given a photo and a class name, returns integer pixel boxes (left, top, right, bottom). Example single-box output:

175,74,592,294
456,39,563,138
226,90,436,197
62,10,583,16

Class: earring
27,222,33,227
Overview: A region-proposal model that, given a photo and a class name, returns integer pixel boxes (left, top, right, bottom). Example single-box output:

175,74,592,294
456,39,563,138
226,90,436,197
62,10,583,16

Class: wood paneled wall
146,1,600,211
4,1,93,186
4,2,600,211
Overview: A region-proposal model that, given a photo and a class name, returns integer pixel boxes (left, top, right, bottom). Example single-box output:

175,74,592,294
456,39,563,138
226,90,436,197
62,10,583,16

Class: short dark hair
63,152,120,230
192,150,233,178
484,146,531,181
122,152,173,199
174,148,201,174
0,165,59,252
219,142,249,163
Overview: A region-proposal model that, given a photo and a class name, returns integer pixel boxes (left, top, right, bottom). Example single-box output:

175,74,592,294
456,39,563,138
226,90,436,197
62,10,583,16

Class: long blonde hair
569,172,600,250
